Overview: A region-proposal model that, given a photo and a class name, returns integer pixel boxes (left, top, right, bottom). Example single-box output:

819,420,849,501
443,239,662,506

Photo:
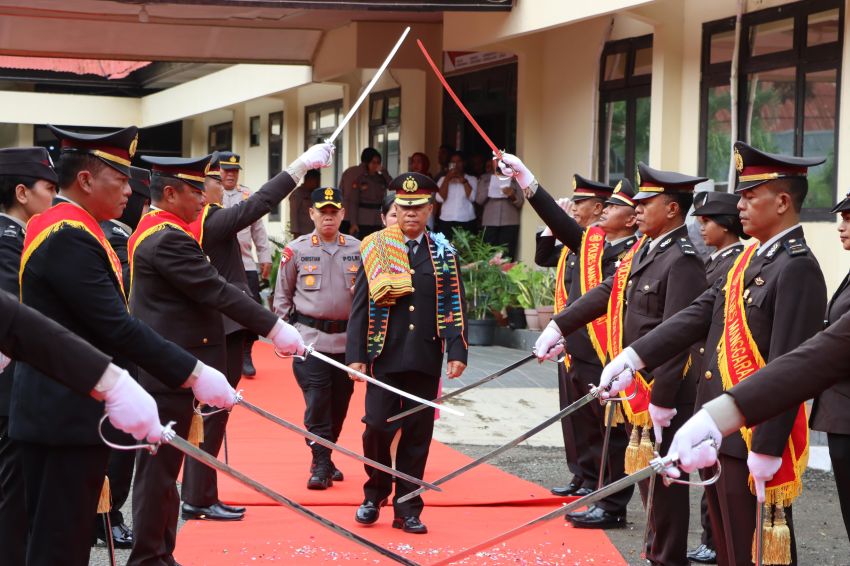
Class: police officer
219,152,271,377
345,148,391,239
0,147,58,566
273,186,360,489
347,172,468,534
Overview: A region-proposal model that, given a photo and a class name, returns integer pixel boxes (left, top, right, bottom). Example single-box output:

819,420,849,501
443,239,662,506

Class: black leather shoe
392,516,428,534
550,481,582,497
355,499,386,525
574,487,593,497
217,501,246,514
308,466,333,490
566,505,626,529
331,461,344,482
181,502,244,521
93,521,134,549
686,544,717,564
242,353,257,378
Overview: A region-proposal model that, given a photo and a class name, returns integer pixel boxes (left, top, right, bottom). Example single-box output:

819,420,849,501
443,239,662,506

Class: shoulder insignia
677,238,696,255
338,234,346,246
280,247,293,265
311,234,320,247
112,225,129,238
783,238,809,257
2,226,18,238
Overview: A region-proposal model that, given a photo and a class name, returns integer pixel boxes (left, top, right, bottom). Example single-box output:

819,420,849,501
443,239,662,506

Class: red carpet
175,342,626,565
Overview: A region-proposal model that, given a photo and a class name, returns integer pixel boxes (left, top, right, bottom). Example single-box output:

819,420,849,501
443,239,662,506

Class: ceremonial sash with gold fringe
554,246,570,313
188,203,220,246
128,209,196,291
21,202,125,299
579,226,608,365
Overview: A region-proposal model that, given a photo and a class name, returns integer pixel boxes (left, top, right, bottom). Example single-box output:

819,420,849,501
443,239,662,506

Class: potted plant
506,264,548,331
503,267,527,329
535,269,557,327
451,229,509,346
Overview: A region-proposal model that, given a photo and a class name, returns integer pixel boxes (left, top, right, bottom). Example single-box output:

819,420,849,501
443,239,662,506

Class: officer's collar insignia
338,234,346,245
402,176,418,192
311,234,319,246
766,242,780,258
659,238,672,248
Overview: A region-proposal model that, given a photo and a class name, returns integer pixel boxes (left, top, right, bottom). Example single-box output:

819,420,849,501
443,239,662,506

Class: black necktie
406,240,417,262
639,241,651,263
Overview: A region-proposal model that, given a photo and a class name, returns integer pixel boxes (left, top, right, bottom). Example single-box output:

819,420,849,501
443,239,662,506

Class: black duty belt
359,202,382,210
292,312,348,334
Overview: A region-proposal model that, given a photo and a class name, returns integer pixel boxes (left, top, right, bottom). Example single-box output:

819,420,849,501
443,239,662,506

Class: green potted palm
535,269,557,327
506,264,549,331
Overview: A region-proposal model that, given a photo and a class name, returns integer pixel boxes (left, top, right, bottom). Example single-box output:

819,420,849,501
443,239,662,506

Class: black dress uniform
552,164,709,565
628,144,827,566
530,177,636,516
11,127,198,566
181,156,297,513
347,173,468,530
128,155,280,566
94,165,151,548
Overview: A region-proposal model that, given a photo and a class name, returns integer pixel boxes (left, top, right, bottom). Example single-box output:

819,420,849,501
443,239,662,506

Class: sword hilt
654,437,722,486
97,413,165,455
274,343,313,362
193,397,232,418
590,367,638,402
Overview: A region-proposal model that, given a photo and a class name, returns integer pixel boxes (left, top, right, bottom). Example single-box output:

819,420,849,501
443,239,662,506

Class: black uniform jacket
631,227,826,458
704,243,745,284
101,219,132,289
346,232,468,378
0,214,24,416
12,210,196,445
553,225,708,409
1,290,111,397
530,186,637,365
809,269,850,435
199,172,296,334
129,224,278,393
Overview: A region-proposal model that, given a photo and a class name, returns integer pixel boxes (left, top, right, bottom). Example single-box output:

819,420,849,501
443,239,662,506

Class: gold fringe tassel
188,411,204,447
96,476,111,514
637,426,654,469
625,426,641,474
764,505,792,565
751,503,771,564
604,402,625,426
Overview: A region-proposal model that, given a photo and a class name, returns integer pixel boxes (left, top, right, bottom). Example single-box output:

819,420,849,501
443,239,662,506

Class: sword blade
103,512,116,566
237,398,441,492
308,348,463,417
397,389,598,504
755,501,765,566
386,353,536,423
326,27,410,143
640,441,661,560
163,430,421,566
431,463,659,566
597,401,616,491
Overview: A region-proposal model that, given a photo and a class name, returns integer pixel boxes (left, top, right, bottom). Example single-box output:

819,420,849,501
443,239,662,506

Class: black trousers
19,441,110,566
638,405,693,566
828,432,850,543
0,416,25,566
244,270,262,348
362,371,440,518
703,453,797,566
699,491,714,547
129,392,194,566
556,363,582,484
292,351,354,451
182,331,245,507
100,423,136,525
481,225,520,260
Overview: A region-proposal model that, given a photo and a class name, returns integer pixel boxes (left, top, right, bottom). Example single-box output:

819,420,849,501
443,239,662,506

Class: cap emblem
635,170,641,186
129,135,138,158
402,176,418,193
572,177,577,190
324,188,334,200
614,180,623,193
734,148,744,173
229,155,238,163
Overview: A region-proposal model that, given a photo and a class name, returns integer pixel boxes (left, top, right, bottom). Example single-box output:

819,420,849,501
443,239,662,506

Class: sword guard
97,413,163,455
493,150,519,181
193,397,230,418
274,343,313,362
656,437,721,486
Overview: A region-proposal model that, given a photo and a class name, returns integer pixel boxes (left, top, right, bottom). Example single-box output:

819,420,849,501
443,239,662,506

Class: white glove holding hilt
598,347,644,399
665,409,722,478
496,152,536,192
269,318,306,356
748,452,782,502
534,321,564,362
190,362,237,409
287,143,335,183
100,365,163,442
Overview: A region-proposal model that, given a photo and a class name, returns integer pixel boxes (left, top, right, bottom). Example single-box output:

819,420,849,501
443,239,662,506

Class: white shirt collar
710,241,741,261
607,234,636,247
756,224,801,256
404,233,425,245
0,212,26,230
648,224,685,251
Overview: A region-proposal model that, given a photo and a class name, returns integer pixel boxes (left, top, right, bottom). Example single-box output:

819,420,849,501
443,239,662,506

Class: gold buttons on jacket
409,324,415,331
202,338,208,344
409,268,415,274
628,280,633,286
704,371,712,380
643,284,650,291
699,347,705,354
716,344,721,354
409,305,415,312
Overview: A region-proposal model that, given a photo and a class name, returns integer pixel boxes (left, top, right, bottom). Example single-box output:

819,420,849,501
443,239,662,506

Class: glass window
369,89,401,177
249,115,260,147
304,100,342,187
633,47,653,76
807,9,841,47
603,100,627,183
749,17,794,57
603,52,627,82
704,85,733,184
803,69,838,209
744,67,796,153
710,29,736,64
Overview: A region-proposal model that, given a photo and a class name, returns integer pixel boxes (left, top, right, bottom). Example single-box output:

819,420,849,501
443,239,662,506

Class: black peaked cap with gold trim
0,147,58,183
206,152,222,180
572,174,614,202
217,151,241,170
733,141,825,193
312,187,343,209
390,172,437,207
831,189,850,213
141,155,212,191
605,178,637,207
129,166,151,199
691,191,739,217
634,162,708,201
48,124,138,177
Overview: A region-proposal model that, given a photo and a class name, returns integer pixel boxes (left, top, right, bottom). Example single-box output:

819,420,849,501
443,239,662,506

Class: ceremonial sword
98,417,421,566
429,441,721,566
597,400,617,490
641,440,662,560
396,373,633,504
276,345,463,416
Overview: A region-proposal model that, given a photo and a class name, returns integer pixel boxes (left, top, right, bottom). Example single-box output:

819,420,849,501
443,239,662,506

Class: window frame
304,99,343,186
368,88,401,178
208,121,233,154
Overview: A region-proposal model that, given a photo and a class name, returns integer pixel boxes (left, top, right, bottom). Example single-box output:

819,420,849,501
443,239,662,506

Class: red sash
606,235,652,427
718,244,808,507
188,203,219,246
21,202,125,299
554,245,570,313
579,226,608,365
128,209,195,290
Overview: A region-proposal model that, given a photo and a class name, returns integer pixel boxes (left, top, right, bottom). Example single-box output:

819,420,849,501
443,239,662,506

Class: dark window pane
634,96,651,168
387,96,401,120
744,67,796,154
705,85,733,183
249,115,260,147
803,69,838,209
603,99,627,184
633,47,653,76
710,29,736,64
807,8,840,47
604,52,627,82
319,107,337,129
386,129,400,178
749,17,794,57
371,97,384,122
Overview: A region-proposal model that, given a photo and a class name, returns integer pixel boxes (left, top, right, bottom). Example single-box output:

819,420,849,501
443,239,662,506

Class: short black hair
149,174,186,202
57,153,106,190
0,174,38,210
381,192,396,216
706,214,746,239
768,177,807,212
304,169,321,182
360,147,381,164
664,192,694,219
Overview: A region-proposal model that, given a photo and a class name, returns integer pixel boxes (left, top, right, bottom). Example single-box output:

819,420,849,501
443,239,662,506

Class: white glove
192,363,236,409
102,368,163,442
497,152,536,191
269,319,306,356
0,351,9,372
666,409,722,477
534,321,564,361
649,403,678,443
287,142,335,183
748,451,782,502
598,347,644,399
